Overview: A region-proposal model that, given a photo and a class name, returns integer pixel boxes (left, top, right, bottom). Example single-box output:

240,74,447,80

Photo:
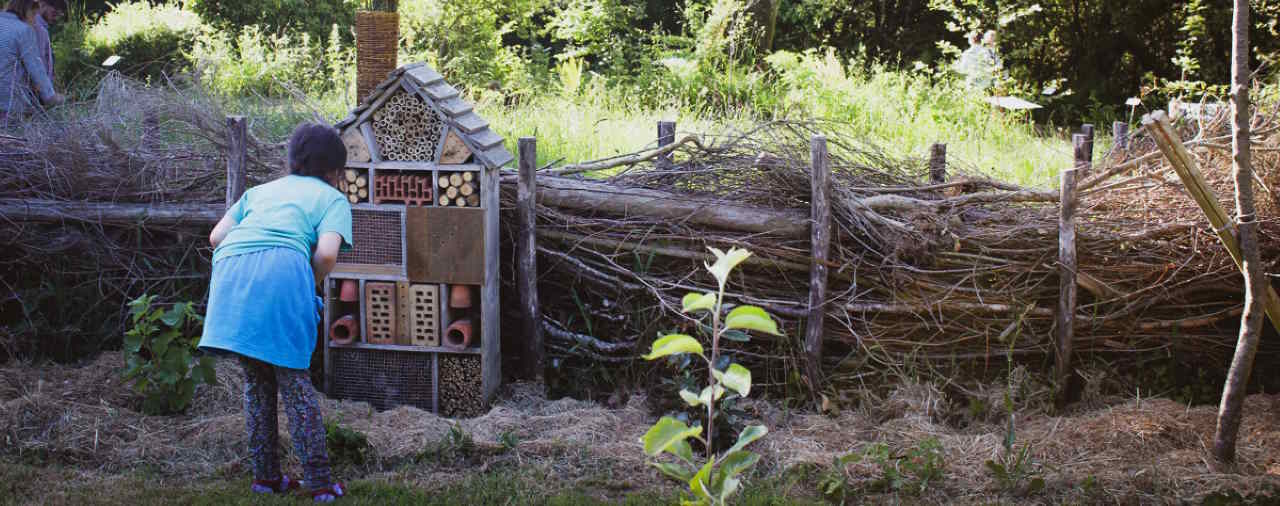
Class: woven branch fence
2,74,1278,396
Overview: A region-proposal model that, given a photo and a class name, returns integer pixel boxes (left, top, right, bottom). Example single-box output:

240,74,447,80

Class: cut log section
459,182,474,196
449,173,463,187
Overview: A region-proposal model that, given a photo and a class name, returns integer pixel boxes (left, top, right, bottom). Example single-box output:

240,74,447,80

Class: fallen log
0,198,221,225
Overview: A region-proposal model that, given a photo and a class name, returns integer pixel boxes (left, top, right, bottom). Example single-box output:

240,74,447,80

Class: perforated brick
408,284,439,347
364,282,396,344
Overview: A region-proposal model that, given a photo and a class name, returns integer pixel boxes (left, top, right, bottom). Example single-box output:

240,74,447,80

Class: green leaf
195,357,218,385
679,389,703,407
715,450,760,485
173,378,195,412
724,425,768,456
123,332,143,354
159,305,185,327
652,462,694,483
724,305,781,336
698,385,724,406
642,334,704,361
704,247,752,287
712,363,752,397
720,329,751,342
681,292,717,313
642,416,703,457
670,439,695,464
713,451,758,502
689,459,715,500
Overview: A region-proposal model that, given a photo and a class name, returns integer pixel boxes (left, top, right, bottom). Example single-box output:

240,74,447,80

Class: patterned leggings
239,355,331,488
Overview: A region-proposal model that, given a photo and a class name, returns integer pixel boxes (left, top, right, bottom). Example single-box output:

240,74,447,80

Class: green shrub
187,0,357,46
325,420,371,467
79,2,206,83
190,25,336,97
121,294,217,415
399,0,542,94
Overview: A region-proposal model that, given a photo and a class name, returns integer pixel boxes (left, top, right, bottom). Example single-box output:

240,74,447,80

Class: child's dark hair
287,123,347,179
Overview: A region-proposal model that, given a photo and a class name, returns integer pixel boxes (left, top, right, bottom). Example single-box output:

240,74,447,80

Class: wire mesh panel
338,208,403,266
330,347,435,411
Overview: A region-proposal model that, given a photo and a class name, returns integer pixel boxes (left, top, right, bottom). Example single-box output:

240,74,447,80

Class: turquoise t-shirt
213,175,353,264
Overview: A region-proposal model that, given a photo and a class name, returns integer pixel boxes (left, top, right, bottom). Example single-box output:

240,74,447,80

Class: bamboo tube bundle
436,171,479,207
372,91,445,162
439,354,483,417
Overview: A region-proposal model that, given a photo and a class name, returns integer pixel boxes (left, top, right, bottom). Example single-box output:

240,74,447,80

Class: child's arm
312,232,343,286
209,212,238,248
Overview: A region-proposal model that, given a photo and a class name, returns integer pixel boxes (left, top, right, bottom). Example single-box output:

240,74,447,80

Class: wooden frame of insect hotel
322,63,512,417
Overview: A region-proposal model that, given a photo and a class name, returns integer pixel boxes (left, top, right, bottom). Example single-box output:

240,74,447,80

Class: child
199,123,353,502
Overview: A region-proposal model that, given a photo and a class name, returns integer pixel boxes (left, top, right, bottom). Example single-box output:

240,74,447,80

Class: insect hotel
322,63,512,417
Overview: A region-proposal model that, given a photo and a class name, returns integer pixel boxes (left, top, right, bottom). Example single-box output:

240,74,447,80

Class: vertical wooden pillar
804,136,831,391
1056,134,1085,407
517,138,544,381
657,121,676,170
928,143,947,184
1113,121,1130,152
225,116,247,210
1080,123,1095,175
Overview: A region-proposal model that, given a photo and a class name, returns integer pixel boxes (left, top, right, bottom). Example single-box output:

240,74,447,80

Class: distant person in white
955,30,1001,91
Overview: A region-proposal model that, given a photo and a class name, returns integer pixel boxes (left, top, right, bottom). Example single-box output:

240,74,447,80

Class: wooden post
657,121,676,171
1055,134,1084,407
517,137,544,381
1080,123,1095,176
225,116,247,211
928,143,946,184
804,135,831,392
1112,121,1129,152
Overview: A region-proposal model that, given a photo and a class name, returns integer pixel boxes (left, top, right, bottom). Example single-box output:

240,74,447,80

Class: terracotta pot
443,318,474,349
330,315,359,345
449,285,473,309
339,279,359,302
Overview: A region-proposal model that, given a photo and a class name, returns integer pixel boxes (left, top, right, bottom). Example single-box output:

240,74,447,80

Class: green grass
216,61,1103,189
0,462,822,506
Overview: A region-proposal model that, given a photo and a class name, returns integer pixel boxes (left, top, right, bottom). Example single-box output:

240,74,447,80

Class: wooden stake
1142,112,1280,332
804,135,831,392
657,121,676,170
1214,0,1262,464
518,137,544,381
928,143,946,184
225,116,247,211
1113,121,1129,152
1055,135,1083,408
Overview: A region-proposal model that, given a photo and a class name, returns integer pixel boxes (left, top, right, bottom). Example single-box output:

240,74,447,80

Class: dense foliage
50,0,1279,118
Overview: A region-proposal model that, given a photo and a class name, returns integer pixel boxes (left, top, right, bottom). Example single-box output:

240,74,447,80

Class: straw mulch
2,354,1279,503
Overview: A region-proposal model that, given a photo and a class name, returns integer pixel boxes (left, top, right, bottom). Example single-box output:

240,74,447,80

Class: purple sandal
308,482,346,503
251,475,300,494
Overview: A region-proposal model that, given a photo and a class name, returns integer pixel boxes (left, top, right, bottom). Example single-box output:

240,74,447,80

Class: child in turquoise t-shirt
199,123,352,502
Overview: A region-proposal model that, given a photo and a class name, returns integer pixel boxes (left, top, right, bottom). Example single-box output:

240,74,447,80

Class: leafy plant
985,311,1043,496
641,247,781,505
121,294,216,415
418,422,477,463
498,429,521,453
325,419,371,467
819,438,946,501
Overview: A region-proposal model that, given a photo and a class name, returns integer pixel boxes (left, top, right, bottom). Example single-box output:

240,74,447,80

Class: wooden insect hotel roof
335,63,513,169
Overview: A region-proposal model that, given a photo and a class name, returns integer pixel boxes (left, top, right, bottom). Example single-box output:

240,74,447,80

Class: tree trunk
1213,0,1261,464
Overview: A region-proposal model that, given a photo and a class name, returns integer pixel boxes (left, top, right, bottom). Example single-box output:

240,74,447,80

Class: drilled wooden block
343,128,371,163
408,284,439,347
364,282,396,344
405,207,484,284
395,282,412,345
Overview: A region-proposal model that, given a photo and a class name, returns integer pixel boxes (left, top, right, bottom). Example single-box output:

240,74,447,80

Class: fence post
517,137,544,381
225,116,247,210
657,121,676,171
1113,121,1130,152
1056,134,1085,408
1081,123,1095,175
928,143,947,184
804,135,832,392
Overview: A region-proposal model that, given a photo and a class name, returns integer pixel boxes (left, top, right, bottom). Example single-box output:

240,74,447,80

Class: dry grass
2,354,1279,504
